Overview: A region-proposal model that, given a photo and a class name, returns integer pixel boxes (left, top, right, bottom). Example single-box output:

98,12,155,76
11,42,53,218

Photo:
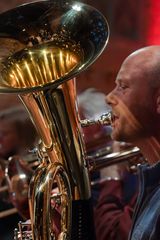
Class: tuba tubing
19,79,96,240
0,1,109,239
88,146,145,172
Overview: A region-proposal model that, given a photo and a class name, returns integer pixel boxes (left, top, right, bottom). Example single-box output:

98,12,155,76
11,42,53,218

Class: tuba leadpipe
0,1,109,239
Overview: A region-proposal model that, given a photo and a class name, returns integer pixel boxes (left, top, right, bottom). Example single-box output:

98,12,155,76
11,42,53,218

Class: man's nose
105,90,118,106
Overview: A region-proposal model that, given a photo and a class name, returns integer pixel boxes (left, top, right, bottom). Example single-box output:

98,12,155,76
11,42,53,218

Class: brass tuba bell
0,1,109,239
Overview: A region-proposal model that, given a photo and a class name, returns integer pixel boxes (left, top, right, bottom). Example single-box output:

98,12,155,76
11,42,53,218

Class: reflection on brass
0,0,109,239
88,146,145,172
2,43,83,89
5,156,34,220
80,112,113,127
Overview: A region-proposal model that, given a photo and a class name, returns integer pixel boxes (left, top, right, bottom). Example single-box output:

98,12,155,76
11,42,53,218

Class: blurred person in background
78,88,139,240
0,106,38,240
0,106,37,162
94,149,139,240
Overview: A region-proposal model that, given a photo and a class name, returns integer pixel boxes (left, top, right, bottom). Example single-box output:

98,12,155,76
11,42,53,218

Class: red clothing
94,179,137,240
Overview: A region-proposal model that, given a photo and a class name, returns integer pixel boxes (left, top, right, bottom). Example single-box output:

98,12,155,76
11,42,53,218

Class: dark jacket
129,162,160,240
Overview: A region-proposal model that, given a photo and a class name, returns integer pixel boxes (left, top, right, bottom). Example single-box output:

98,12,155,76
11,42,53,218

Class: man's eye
118,84,128,90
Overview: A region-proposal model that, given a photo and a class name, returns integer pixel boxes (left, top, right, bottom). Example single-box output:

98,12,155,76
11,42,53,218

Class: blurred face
0,120,20,159
106,55,157,143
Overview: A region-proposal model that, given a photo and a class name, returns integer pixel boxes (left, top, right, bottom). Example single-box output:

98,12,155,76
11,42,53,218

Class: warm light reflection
1,44,83,89
118,99,142,130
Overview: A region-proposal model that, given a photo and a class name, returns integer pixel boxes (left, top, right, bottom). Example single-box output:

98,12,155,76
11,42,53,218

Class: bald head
126,45,160,62
123,45,160,88
107,45,160,161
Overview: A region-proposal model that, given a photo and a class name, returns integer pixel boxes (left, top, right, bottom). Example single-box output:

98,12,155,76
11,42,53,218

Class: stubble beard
111,121,141,144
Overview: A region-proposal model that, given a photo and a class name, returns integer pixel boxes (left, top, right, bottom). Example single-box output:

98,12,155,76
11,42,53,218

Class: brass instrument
88,146,145,173
5,155,34,220
0,142,143,223
0,1,109,239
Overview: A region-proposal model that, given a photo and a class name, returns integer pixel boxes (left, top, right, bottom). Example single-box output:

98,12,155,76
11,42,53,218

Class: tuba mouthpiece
80,111,113,127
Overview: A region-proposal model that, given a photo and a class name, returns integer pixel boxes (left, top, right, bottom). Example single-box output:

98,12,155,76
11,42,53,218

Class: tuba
0,1,109,239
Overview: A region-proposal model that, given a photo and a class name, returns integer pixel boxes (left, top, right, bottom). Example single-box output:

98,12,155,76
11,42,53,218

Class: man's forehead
117,61,144,80
120,53,155,79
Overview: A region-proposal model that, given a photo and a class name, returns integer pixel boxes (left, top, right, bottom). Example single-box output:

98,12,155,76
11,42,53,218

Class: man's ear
157,95,160,114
